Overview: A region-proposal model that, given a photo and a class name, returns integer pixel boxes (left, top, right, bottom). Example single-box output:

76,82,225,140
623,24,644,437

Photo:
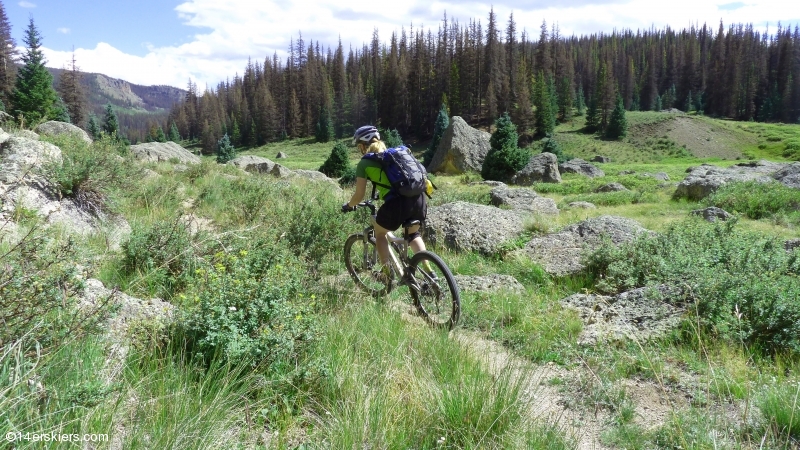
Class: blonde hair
360,138,386,154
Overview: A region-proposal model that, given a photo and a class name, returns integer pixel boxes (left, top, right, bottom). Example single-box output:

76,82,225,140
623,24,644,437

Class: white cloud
18,1,36,8
57,28,70,34
40,0,799,89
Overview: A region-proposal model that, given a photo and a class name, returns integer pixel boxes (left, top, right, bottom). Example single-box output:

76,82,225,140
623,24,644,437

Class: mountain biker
342,125,428,277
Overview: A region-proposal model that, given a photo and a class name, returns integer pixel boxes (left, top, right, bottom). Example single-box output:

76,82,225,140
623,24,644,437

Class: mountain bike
343,199,460,330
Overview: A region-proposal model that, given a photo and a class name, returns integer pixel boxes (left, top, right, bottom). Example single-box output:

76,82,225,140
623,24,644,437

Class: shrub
423,104,449,167
783,139,800,159
177,245,317,369
702,180,800,222
585,219,800,353
339,165,356,186
216,133,235,164
381,128,403,148
541,134,570,163
319,141,352,178
481,113,530,182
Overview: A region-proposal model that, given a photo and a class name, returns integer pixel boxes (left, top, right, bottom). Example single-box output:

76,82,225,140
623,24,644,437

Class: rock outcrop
674,161,791,200
130,142,201,164
228,155,276,174
518,215,650,276
453,274,525,294
510,152,562,185
427,116,491,174
35,121,92,144
595,182,628,193
426,201,525,255
559,159,605,178
690,206,733,222
490,184,559,215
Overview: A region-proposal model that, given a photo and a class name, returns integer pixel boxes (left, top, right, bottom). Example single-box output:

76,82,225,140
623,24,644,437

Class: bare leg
372,221,392,266
406,224,426,254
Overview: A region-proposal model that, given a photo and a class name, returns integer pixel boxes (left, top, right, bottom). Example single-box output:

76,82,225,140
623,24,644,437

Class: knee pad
405,231,421,243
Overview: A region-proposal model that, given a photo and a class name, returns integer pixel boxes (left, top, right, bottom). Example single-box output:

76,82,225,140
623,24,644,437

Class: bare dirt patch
630,115,756,160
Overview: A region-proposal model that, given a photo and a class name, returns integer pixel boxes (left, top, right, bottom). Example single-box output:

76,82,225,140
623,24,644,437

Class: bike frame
356,201,417,285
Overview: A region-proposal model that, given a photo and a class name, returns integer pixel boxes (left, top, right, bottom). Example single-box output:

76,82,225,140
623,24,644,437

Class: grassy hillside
2,112,799,449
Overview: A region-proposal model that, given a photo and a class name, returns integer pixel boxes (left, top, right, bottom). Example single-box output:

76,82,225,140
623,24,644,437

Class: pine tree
315,105,334,142
51,96,70,123
11,18,58,125
155,125,167,142
424,103,449,166
87,114,99,140
533,72,556,137
57,51,86,127
606,95,628,139
0,2,16,109
216,133,235,163
101,103,119,137
319,141,352,178
168,121,181,142
481,113,530,181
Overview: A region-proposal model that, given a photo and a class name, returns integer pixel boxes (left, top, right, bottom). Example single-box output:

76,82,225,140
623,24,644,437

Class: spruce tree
481,113,530,181
87,114,99,140
57,51,86,127
315,105,334,142
606,95,628,139
51,96,70,123
11,18,58,125
424,103,449,167
155,125,167,142
319,141,352,178
216,133,235,163
0,2,16,109
168,121,181,142
102,103,118,137
381,128,403,148
533,72,556,137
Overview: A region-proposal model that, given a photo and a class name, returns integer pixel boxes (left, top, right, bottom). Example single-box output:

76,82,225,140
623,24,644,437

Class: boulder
35,121,93,144
510,152,562,185
592,155,610,163
130,142,201,164
427,116,491,174
518,215,650,276
490,185,559,215
276,152,288,159
786,239,800,252
772,162,800,189
639,172,670,181
292,169,342,190
228,155,276,174
594,182,628,193
674,163,777,200
0,136,61,182
561,285,686,345
690,206,733,222
453,274,525,294
270,163,292,178
426,201,525,255
568,201,597,209
13,130,39,140
559,158,605,178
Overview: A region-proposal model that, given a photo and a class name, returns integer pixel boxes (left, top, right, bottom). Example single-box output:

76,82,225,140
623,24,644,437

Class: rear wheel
408,251,460,330
344,233,393,297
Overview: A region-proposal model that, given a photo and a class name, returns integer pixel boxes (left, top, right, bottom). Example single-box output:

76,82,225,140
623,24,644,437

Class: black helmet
353,125,380,145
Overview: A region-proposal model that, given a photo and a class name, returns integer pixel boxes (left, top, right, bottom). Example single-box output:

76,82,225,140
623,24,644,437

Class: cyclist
342,125,428,279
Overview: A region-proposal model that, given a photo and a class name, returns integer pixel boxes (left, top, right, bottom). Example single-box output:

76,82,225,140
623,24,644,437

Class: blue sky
4,0,798,89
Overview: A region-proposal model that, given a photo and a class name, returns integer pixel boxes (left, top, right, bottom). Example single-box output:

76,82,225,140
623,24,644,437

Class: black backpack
362,146,428,197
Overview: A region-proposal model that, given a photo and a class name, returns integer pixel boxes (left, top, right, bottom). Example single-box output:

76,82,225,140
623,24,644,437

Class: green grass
238,137,362,170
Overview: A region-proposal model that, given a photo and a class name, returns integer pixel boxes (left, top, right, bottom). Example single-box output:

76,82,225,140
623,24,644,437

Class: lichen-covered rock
13,130,39,140
428,116,491,174
559,158,604,178
511,152,562,185
568,201,597,209
426,201,525,255
594,182,628,193
35,121,92,144
130,141,201,164
0,136,61,182
453,274,525,294
690,206,733,222
270,163,292,178
490,185,559,215
772,162,800,189
228,155,276,174
518,215,650,276
674,162,780,200
561,285,686,345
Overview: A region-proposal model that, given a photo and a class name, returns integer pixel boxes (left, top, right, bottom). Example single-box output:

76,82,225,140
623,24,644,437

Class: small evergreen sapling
87,114,99,140
481,113,530,182
605,95,628,140
319,141,352,178
216,133,235,163
424,104,449,167
102,103,118,137
168,122,181,142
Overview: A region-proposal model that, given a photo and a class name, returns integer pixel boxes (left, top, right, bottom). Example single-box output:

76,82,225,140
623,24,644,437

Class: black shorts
375,194,427,231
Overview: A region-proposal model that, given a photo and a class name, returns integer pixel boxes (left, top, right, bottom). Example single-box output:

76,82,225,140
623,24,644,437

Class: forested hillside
168,11,800,153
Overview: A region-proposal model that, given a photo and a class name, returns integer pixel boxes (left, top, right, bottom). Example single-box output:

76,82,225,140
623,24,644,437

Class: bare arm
347,177,368,208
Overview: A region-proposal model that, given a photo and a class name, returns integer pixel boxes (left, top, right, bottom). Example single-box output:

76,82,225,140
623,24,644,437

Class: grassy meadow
2,111,800,449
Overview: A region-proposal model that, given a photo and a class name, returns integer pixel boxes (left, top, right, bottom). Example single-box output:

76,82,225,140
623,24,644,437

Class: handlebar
354,200,377,215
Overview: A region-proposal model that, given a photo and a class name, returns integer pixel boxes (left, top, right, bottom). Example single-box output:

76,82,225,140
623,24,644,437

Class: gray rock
470,180,507,187
561,285,686,345
270,163,292,178
519,215,650,276
511,152,562,185
173,164,189,172
618,170,636,175
786,239,800,252
228,155,276,174
674,163,777,200
130,142,201,164
559,158,605,178
594,182,628,193
639,172,670,181
276,152,287,159
490,185,559,215
0,136,62,182
453,274,525,294
35,121,93,144
426,201,525,255
690,206,733,222
772,162,800,189
13,130,39,140
291,169,342,191
428,116,491,174
592,155,610,163
568,201,597,209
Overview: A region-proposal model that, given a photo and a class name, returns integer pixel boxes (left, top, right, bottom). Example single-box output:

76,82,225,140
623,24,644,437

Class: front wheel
344,233,393,297
408,251,460,330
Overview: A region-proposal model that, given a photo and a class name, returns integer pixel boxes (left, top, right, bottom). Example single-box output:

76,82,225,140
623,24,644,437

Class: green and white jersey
355,155,392,200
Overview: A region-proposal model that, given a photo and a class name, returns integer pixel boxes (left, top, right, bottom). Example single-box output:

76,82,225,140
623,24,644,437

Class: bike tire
408,251,460,330
343,233,393,297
